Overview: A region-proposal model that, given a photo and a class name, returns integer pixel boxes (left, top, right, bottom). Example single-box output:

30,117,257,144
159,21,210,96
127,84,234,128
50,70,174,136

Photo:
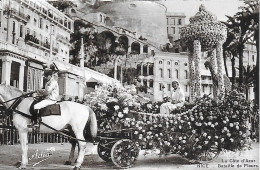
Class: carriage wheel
97,142,112,162
111,139,139,169
196,145,220,161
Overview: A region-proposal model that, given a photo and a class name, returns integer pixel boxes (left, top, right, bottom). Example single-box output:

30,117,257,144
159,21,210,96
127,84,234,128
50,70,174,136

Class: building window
12,21,15,33
143,45,148,53
137,64,141,76
185,70,188,79
178,19,182,25
168,69,171,78
252,55,255,62
34,18,37,26
19,25,23,37
159,83,164,91
202,85,205,93
184,63,188,66
159,60,162,64
39,18,43,29
167,61,170,65
172,27,175,34
167,18,169,25
160,68,163,78
143,65,147,76
175,62,178,65
100,14,103,22
143,79,147,87
129,3,137,8
149,64,154,75
0,10,2,28
175,70,179,79
168,84,171,91
173,18,175,25
27,68,42,91
149,79,153,88
185,85,188,92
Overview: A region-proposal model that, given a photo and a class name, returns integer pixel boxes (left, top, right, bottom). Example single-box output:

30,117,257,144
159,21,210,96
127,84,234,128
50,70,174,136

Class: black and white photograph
0,0,259,169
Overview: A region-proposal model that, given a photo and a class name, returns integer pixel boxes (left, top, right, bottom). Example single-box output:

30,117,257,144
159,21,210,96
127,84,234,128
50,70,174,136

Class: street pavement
0,142,258,170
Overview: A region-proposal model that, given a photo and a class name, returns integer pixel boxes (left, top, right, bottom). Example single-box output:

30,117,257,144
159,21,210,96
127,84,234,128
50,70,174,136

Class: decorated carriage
85,84,252,169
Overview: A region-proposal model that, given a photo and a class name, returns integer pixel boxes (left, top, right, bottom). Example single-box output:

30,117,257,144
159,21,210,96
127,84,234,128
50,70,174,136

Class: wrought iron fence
0,106,69,145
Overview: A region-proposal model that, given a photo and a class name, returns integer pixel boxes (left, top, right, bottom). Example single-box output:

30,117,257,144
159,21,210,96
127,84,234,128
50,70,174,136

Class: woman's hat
43,69,54,77
43,63,59,76
172,80,179,85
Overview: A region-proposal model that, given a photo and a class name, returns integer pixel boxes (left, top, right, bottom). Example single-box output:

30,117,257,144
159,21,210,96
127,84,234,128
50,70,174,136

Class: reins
0,92,35,104
13,110,88,142
0,94,89,143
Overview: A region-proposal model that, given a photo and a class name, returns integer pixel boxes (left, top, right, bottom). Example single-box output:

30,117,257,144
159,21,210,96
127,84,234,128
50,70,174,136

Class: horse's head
0,84,24,108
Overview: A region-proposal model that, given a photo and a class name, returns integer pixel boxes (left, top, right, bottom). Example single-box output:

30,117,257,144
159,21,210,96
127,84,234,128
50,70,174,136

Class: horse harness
0,94,88,143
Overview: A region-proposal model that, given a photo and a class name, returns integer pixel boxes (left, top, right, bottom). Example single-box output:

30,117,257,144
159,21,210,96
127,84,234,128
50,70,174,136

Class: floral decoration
180,4,227,52
86,83,253,160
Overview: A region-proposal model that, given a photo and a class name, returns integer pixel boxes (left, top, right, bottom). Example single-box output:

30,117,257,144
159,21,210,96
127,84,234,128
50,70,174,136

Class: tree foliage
222,0,259,104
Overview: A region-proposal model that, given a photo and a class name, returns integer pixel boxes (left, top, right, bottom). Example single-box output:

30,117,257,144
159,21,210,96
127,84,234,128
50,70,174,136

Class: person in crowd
160,80,185,115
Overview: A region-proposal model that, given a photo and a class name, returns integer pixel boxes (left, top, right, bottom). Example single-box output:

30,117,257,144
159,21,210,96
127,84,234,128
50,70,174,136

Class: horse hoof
73,166,81,170
64,160,72,165
14,161,21,167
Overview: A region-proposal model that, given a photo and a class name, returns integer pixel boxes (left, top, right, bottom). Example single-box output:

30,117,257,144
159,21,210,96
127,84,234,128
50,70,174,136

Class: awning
86,77,99,83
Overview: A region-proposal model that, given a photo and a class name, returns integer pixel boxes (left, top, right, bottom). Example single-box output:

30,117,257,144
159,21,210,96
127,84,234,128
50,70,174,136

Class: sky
163,0,245,23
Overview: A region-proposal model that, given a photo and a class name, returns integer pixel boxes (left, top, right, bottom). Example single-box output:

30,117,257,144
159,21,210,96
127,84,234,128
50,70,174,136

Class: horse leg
18,131,28,169
65,140,77,165
73,132,86,169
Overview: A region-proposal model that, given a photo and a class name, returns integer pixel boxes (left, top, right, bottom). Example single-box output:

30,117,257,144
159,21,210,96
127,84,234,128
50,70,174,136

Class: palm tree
243,65,256,100
223,0,259,106
223,31,239,88
223,0,259,89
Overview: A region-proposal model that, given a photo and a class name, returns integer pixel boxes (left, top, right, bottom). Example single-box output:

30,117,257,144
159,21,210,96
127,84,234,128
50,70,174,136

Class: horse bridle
0,92,34,115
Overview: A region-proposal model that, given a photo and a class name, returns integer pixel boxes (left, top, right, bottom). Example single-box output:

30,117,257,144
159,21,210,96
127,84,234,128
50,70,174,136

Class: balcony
56,34,70,45
20,0,73,33
25,34,58,55
4,8,30,24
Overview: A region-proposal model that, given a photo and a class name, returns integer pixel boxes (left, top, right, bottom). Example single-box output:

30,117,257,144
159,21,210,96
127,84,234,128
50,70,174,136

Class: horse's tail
88,108,97,139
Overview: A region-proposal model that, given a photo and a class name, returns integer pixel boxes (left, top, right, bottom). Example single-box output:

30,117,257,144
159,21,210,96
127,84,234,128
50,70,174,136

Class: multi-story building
0,0,117,100
135,51,213,101
166,12,186,44
0,0,73,90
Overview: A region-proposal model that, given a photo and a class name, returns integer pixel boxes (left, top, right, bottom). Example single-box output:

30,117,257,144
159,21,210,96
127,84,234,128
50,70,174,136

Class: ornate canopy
180,5,227,52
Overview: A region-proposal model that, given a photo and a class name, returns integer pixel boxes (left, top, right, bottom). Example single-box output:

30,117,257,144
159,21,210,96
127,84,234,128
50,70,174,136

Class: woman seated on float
160,80,185,115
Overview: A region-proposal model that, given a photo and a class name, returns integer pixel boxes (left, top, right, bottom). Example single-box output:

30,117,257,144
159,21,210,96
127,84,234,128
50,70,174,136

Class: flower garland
216,42,225,96
87,84,253,160
194,40,202,97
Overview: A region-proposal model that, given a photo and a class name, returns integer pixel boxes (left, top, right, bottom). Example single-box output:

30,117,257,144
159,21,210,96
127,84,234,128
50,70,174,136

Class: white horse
0,84,97,169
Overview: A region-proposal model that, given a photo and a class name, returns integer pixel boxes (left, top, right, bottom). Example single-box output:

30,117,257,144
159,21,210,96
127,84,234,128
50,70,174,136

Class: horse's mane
0,84,24,98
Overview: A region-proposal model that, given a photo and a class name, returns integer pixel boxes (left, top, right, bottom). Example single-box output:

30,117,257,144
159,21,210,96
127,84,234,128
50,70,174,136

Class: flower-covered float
84,83,253,169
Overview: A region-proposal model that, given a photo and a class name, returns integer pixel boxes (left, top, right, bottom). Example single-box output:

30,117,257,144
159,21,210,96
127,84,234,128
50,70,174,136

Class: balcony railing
25,34,58,55
20,0,73,33
57,34,70,45
4,8,30,24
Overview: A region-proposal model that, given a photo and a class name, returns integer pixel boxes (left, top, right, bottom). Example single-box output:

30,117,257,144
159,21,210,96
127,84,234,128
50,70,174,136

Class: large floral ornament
86,82,253,160
180,4,227,52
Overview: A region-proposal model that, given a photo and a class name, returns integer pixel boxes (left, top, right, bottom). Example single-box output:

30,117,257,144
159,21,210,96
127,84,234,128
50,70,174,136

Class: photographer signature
29,147,55,167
